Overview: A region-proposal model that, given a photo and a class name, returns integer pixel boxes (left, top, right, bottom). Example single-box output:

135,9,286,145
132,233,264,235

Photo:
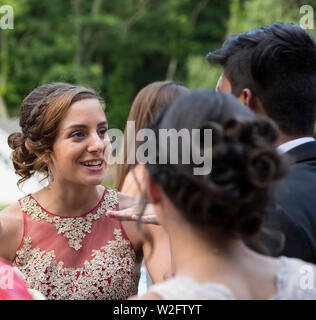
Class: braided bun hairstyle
8,82,104,186
146,89,289,241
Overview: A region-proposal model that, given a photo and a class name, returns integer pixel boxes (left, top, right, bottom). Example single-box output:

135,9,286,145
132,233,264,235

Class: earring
48,167,54,182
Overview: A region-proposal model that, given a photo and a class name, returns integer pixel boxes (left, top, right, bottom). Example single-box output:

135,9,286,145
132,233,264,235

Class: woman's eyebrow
66,124,87,130
65,121,108,131
98,121,108,127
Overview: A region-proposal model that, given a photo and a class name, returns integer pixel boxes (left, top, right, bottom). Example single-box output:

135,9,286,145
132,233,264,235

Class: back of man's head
207,22,316,136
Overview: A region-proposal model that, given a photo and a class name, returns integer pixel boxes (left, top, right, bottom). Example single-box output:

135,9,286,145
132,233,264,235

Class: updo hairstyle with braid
8,82,104,186
145,89,289,242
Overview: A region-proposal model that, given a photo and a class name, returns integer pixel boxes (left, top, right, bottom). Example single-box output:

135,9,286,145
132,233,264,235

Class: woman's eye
98,128,108,137
71,131,85,138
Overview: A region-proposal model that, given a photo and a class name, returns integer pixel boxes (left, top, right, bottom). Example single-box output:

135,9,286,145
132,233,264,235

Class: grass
0,204,9,211
102,180,113,188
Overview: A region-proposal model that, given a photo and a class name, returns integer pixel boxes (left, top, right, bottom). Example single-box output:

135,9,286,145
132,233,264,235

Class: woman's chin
79,172,106,186
85,177,106,186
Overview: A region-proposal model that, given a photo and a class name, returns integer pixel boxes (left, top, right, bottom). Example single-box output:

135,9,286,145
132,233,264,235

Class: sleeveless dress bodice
13,187,139,300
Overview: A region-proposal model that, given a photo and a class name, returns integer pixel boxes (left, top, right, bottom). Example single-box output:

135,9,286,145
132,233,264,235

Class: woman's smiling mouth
80,159,104,170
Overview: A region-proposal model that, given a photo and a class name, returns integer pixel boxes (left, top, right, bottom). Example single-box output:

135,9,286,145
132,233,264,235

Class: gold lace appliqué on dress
20,189,118,251
13,229,138,300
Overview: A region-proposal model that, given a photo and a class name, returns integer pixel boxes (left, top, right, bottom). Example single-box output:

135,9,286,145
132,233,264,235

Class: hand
106,203,159,225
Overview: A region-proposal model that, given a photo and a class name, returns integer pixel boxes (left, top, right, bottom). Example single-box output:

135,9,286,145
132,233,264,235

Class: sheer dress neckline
28,187,107,219
19,187,119,251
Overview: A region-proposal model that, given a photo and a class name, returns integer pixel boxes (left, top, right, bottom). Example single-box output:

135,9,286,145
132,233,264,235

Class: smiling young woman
0,83,155,300
48,98,110,189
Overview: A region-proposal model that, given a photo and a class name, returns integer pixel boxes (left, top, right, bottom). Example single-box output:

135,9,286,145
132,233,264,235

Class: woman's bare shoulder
120,165,146,198
128,291,163,300
0,202,23,224
0,202,24,262
117,191,140,209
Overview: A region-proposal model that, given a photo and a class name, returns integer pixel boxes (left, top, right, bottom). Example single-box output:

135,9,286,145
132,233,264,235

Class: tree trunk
190,0,209,26
0,95,8,119
0,30,8,119
165,57,178,81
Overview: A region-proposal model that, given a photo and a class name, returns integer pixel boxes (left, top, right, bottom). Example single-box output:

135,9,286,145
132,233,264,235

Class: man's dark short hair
207,22,316,136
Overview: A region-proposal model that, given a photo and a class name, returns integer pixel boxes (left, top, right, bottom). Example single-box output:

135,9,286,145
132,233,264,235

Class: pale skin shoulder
129,291,163,300
0,202,24,262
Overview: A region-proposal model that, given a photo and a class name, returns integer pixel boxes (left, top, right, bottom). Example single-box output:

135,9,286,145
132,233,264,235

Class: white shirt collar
277,137,315,154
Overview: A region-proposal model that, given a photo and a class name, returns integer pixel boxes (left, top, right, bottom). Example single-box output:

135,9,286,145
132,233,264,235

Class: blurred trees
187,0,316,90
0,0,229,130
226,0,312,35
0,0,314,129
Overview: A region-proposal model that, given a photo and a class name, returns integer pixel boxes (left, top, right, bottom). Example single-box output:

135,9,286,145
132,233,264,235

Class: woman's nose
87,133,106,153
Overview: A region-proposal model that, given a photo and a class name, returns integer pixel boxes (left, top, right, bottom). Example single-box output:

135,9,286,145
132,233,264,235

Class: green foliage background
0,0,315,131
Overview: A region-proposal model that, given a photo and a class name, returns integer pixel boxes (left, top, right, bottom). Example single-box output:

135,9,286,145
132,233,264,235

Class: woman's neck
166,219,254,281
34,180,104,217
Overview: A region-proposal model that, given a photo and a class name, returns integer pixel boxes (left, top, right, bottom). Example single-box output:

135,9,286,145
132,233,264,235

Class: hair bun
146,89,289,241
246,149,278,188
8,132,25,150
252,117,279,144
200,121,224,151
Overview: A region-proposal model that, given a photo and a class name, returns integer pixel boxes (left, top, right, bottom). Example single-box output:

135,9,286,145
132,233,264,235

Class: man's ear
238,89,266,116
145,173,162,205
238,88,254,109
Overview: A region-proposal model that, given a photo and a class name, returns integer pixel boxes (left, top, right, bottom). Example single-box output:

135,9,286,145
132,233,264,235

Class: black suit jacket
254,141,316,263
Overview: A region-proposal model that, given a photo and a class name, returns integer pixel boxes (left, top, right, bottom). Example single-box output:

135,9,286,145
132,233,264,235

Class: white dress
147,257,316,300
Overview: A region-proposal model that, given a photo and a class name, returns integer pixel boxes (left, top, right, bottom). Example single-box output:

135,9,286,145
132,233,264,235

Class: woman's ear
145,172,162,205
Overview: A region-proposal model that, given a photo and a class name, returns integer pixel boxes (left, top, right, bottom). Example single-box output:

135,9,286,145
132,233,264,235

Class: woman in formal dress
114,81,189,284
131,89,316,299
0,82,155,300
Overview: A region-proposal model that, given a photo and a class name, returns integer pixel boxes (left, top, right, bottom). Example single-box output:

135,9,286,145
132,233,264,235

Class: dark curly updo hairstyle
145,89,289,243
8,82,104,186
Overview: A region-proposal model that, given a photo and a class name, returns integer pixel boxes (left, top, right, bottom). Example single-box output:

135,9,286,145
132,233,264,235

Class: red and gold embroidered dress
13,187,139,300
